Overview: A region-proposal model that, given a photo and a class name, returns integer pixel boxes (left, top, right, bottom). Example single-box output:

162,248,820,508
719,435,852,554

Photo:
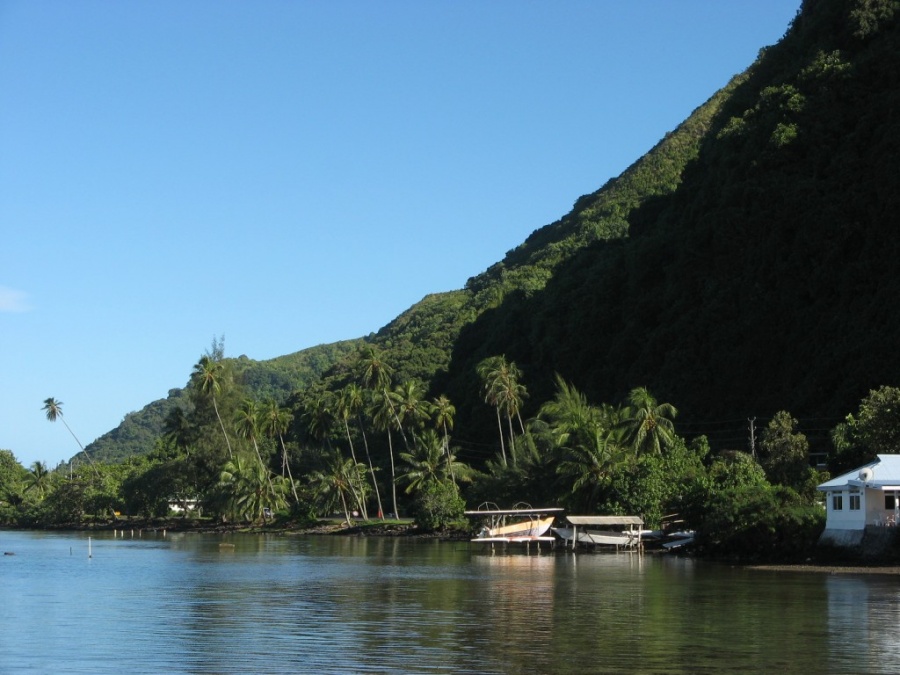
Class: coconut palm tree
399,429,471,495
370,391,402,518
620,387,678,456
234,399,276,498
219,453,285,524
25,461,51,499
191,356,233,458
432,395,456,482
309,451,367,524
42,397,99,472
340,384,383,519
301,390,336,448
476,356,526,466
259,399,300,505
394,380,432,440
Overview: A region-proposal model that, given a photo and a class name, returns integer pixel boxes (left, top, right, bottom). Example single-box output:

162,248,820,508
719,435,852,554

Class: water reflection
4,531,900,673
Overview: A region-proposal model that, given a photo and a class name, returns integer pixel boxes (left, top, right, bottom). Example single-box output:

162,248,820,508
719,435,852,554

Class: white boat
553,515,644,549
465,504,563,544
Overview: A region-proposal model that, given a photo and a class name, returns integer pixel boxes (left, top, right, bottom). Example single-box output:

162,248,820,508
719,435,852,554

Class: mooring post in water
88,536,92,559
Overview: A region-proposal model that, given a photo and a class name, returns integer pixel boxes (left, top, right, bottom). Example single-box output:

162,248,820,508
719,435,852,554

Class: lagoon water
1,530,899,674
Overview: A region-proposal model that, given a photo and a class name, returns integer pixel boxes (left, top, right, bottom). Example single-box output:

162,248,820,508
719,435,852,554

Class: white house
817,454,900,547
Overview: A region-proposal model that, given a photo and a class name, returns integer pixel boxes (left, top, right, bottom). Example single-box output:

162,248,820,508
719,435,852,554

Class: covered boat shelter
562,515,644,550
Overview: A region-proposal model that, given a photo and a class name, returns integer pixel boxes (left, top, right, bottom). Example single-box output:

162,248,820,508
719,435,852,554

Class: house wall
824,488,867,530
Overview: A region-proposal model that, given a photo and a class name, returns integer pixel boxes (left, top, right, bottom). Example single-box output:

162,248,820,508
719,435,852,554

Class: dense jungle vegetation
3,0,900,561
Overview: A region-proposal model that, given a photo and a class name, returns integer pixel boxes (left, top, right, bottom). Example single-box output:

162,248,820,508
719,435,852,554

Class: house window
887,495,897,510
833,494,843,511
850,495,861,510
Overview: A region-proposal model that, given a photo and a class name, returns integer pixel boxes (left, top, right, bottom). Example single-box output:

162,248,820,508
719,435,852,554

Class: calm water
1,530,899,674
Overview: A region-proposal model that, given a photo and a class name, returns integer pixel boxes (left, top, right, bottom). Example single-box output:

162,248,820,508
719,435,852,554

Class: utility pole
748,417,757,458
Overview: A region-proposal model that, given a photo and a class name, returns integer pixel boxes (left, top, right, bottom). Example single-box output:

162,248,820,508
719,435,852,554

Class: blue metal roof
817,454,900,490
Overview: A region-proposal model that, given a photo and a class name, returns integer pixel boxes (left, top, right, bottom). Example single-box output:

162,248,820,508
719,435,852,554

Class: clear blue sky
1,1,801,469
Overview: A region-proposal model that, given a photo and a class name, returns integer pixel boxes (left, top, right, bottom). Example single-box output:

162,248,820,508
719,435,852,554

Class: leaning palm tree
620,387,678,456
259,399,300,505
191,356,233,458
234,399,276,498
42,397,99,472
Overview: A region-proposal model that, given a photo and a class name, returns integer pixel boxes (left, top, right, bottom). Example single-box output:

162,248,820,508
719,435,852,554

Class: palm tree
309,451,367,524
191,356,233,458
477,356,526,466
556,429,628,512
25,461,51,499
399,429,471,495
301,390,336,448
219,453,286,524
358,346,409,448
259,399,300,505
432,395,456,482
477,357,507,466
234,399,276,498
620,387,678,456
42,397,99,472
370,391,401,518
394,380,432,440
537,376,628,511
340,384,383,520
163,406,194,453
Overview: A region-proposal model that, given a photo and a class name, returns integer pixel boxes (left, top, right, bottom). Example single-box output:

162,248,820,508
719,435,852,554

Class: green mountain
88,0,900,463
84,339,362,462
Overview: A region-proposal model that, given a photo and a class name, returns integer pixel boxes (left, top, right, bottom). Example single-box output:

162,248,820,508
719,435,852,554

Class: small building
817,454,900,547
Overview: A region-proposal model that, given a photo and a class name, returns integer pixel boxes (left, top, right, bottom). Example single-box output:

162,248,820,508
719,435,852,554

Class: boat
553,515,644,549
465,503,563,544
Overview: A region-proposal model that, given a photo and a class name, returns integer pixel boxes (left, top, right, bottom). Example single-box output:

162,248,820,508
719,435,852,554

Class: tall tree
234,399,276,499
260,399,300,505
621,387,677,456
432,395,456,483
340,384,383,520
477,356,526,466
370,391,401,518
42,397,99,472
191,356,233,458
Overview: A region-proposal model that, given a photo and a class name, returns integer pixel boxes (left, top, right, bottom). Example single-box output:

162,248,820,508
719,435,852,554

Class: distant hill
83,339,362,462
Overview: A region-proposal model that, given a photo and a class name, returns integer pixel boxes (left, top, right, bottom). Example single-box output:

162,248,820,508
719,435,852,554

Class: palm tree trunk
278,434,301,505
212,397,233,458
507,413,517,467
251,437,276,498
358,417,384,520
495,408,507,466
387,429,399,518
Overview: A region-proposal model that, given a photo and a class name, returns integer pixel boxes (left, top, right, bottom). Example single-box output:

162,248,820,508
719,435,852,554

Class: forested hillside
88,0,899,465
83,339,362,462
441,0,900,454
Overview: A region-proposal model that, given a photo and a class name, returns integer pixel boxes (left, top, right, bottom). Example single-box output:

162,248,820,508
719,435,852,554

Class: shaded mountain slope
445,0,900,451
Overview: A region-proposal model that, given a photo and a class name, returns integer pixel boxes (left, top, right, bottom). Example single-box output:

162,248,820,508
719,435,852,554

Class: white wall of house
824,488,867,530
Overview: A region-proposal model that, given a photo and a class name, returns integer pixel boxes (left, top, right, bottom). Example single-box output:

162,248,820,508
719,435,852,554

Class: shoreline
746,563,900,575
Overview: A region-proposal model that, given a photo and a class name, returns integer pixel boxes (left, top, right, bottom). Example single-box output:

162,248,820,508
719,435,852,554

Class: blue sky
1,1,801,469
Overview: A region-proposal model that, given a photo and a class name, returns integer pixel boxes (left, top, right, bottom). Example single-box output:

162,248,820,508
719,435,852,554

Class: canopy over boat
565,515,643,526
